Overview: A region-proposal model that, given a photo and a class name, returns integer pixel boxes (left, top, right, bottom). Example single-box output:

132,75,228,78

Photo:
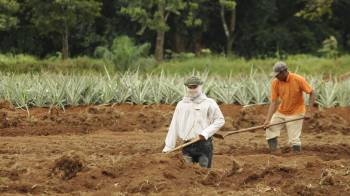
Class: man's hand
304,107,315,120
197,134,205,140
263,119,270,130
304,112,311,120
162,146,173,153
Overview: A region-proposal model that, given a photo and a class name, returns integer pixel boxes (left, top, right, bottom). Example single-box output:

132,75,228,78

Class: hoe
167,117,306,153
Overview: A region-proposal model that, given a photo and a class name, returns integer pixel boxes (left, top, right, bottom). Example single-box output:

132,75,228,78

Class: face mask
186,85,202,98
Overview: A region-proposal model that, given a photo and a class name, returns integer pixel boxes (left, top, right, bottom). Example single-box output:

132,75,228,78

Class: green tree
0,0,19,31
219,0,236,55
296,0,334,20
27,0,101,59
121,0,186,61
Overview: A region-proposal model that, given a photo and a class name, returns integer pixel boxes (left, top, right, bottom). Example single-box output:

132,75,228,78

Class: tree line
0,0,349,61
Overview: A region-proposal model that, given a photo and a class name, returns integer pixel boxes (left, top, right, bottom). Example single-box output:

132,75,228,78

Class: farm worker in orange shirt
263,62,316,152
162,76,225,168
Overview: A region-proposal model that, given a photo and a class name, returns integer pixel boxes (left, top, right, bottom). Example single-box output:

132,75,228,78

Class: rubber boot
267,137,278,152
292,145,301,153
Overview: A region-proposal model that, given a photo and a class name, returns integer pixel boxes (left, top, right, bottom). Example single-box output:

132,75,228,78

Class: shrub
94,36,152,72
318,36,339,58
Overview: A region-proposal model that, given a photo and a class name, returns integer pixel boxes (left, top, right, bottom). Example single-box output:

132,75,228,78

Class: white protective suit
162,91,225,152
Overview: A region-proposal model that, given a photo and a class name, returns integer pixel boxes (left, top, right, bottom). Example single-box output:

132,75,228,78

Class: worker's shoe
292,145,301,153
267,137,278,152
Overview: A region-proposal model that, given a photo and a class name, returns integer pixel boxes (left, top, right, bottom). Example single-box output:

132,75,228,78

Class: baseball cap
271,61,288,77
184,76,203,86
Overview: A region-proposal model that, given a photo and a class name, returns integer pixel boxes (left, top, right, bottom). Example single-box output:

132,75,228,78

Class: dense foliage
0,0,349,60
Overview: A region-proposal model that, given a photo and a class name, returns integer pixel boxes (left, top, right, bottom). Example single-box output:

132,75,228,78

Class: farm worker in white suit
162,76,225,168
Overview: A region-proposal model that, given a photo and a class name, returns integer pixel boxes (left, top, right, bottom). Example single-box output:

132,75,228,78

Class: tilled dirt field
0,102,350,195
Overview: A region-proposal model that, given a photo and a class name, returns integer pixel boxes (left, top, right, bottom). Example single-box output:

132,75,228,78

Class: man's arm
200,101,225,140
299,77,316,118
264,80,279,128
264,100,278,128
162,106,180,152
305,90,316,118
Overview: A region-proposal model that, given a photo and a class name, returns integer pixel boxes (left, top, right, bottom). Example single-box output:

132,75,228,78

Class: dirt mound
231,107,265,130
292,184,321,196
0,111,9,128
0,126,91,136
320,169,336,186
51,152,86,180
0,104,350,195
226,159,242,176
303,144,350,160
0,105,173,136
0,100,15,110
306,111,350,134
243,165,297,185
0,183,35,194
1,104,349,137
200,170,223,186
0,168,26,181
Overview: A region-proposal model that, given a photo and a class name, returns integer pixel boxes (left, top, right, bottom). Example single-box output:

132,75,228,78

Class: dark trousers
182,137,213,168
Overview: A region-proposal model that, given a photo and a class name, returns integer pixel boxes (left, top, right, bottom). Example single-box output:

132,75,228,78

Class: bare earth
0,102,350,195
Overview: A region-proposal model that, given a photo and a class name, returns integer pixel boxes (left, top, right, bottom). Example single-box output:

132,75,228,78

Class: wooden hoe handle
166,138,201,153
217,117,305,138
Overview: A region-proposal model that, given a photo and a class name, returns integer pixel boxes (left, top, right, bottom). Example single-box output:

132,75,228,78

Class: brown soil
0,104,350,195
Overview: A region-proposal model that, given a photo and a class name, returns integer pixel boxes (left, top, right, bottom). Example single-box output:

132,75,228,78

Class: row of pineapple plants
0,72,349,113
